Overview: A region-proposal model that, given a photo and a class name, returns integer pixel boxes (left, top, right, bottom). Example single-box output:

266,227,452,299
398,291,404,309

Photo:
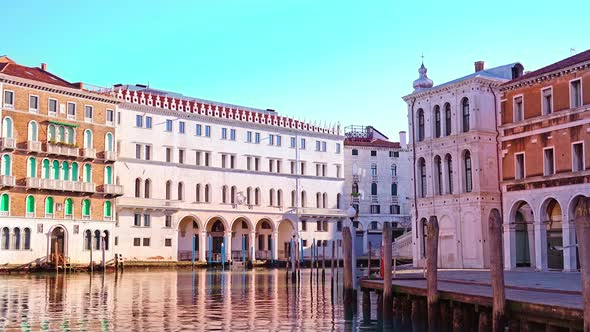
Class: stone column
562,220,577,272
250,231,256,260
272,231,279,260
533,222,548,271
199,230,207,262
225,231,232,262
503,223,516,270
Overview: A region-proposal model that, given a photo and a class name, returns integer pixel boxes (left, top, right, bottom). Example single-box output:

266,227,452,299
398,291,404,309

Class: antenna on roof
570,48,577,56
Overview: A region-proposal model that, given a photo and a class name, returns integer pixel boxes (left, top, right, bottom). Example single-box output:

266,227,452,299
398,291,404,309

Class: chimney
474,61,486,72
399,131,407,148
41,63,47,71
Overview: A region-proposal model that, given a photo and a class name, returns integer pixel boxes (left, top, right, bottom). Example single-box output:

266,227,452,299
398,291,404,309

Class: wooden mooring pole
367,241,372,277
426,215,440,331
575,196,590,332
489,208,506,332
383,222,393,323
342,226,354,309
322,241,326,282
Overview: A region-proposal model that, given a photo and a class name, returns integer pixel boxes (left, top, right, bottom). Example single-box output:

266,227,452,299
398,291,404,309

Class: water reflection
0,268,388,331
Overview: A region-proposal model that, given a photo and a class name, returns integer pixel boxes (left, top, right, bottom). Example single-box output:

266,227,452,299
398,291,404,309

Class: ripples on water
0,268,399,331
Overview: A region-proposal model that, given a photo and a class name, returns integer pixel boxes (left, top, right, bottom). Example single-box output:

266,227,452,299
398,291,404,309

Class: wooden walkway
360,270,584,324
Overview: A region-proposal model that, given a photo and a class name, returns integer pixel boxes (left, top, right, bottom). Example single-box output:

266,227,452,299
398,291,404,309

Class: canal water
0,268,416,331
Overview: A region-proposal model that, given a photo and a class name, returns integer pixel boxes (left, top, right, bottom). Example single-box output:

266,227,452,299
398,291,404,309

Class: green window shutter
104,201,112,217
82,200,90,216
84,164,91,182
28,158,36,178
67,128,74,144
62,162,70,181
52,160,60,180
26,196,35,213
65,198,73,215
72,163,79,181
0,194,8,212
2,155,11,176
43,159,50,179
58,126,65,143
105,166,112,185
45,197,54,214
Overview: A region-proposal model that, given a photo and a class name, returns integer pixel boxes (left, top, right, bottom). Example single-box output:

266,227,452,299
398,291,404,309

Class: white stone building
402,61,524,269
342,125,411,257
113,85,347,262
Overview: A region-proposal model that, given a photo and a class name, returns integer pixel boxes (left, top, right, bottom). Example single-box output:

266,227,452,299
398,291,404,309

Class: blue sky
2,0,589,140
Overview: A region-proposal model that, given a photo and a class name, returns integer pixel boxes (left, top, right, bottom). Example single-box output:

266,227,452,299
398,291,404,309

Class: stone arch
177,215,202,261
47,224,68,262
277,219,296,260
509,200,536,268
255,218,275,260
205,215,229,232
231,216,253,261
540,197,564,270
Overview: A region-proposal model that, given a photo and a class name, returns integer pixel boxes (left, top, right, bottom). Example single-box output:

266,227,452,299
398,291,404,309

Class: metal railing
178,250,199,261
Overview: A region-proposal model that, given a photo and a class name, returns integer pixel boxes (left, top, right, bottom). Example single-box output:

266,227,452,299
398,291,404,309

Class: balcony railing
0,138,15,150
297,207,347,217
371,195,379,203
46,143,79,157
117,197,181,211
26,178,95,193
0,175,15,187
391,176,398,182
103,184,124,195
104,150,116,161
391,195,399,204
27,140,42,152
371,175,378,182
81,148,96,160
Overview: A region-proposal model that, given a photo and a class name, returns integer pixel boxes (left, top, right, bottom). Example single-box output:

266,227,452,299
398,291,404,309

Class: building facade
343,125,411,257
403,60,524,268
114,85,347,262
499,49,590,272
0,56,121,266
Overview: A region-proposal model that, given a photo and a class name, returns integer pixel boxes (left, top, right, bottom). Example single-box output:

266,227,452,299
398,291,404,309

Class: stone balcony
27,140,42,153
104,150,116,161
0,175,15,187
26,178,95,193
81,148,96,160
0,138,15,150
46,143,79,157
117,197,180,211
103,184,124,195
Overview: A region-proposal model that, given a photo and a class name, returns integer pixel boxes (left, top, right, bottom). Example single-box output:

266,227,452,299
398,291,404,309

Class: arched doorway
511,201,535,268
367,221,382,256
542,198,563,270
277,219,295,260
178,216,201,261
49,226,66,265
569,195,588,271
231,217,252,261
255,219,274,260
438,216,458,268
206,218,226,262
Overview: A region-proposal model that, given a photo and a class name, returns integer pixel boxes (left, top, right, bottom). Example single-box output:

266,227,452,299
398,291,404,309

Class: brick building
0,56,121,266
499,50,590,271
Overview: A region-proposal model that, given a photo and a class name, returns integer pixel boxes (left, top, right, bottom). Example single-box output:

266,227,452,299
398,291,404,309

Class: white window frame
84,105,93,123
28,94,39,113
106,109,114,125
513,94,524,122
541,86,553,116
543,146,555,176
569,78,583,109
3,90,14,109
514,152,526,180
66,102,76,120
48,98,58,117
572,141,585,172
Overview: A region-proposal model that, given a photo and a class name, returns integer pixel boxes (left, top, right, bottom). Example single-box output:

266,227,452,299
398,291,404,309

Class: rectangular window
135,144,142,159
230,155,235,169
571,79,582,108
322,164,327,177
316,164,321,176
84,105,93,121
205,126,211,137
290,137,296,148
390,205,400,214
336,143,341,154
106,109,114,123
370,205,381,214
300,162,306,175
302,239,308,247
230,129,236,141
165,215,172,228
371,164,377,176
336,165,341,178
221,128,228,139
371,150,377,157
290,161,295,174
544,148,555,176
269,159,274,172
316,140,321,151
573,142,584,172
221,154,227,168
247,156,252,170
204,152,210,166
145,145,151,160
179,121,185,134
322,141,327,152
117,111,121,125
316,220,322,231
276,135,282,146
178,149,185,164
145,116,152,128
196,151,202,166
255,157,260,171
301,220,307,231
165,238,172,247
352,149,358,156
48,98,58,115
542,88,552,115
166,147,172,162
143,214,151,227
136,115,143,128
515,153,525,179
134,214,141,226
3,90,14,108
165,119,173,132
269,134,275,145
255,132,261,144
143,238,151,246
29,95,39,112
513,96,524,122
301,138,306,149
196,124,202,136
337,221,342,232
67,102,76,117
133,238,141,246
246,131,252,142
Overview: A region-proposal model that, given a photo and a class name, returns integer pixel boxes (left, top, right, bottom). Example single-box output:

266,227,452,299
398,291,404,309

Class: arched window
64,198,73,217
352,182,359,194
2,154,11,176
144,179,151,198
178,182,185,201
462,98,470,132
246,187,251,205
62,161,70,181
2,117,13,138
52,160,60,180
391,164,397,177
42,159,50,179
446,154,453,194
23,228,30,250
336,193,342,209
255,187,260,205
230,186,236,204
104,201,112,219
84,230,92,250
277,189,283,207
26,195,35,216
45,196,54,216
83,164,92,182
48,125,56,142
104,230,110,250
196,184,202,202
67,127,74,144
291,190,296,207
105,133,113,151
434,105,441,138
104,166,113,185
391,183,398,196
1,227,9,249
71,162,79,181
57,126,65,143
322,193,327,208
301,191,306,208
135,178,141,198
316,192,321,208
28,121,38,141
370,222,380,230
417,108,425,141
205,184,210,203
222,185,228,204
0,193,9,215
435,156,443,195
444,103,452,136
84,129,93,149
27,157,36,178
464,150,473,193
166,181,172,200
418,158,426,197
371,183,378,195
11,227,19,249
94,230,101,250
82,199,91,217
420,218,428,258
270,189,275,206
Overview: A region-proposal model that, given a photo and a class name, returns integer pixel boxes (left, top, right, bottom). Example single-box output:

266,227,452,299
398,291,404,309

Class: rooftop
432,62,523,90
0,56,78,89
